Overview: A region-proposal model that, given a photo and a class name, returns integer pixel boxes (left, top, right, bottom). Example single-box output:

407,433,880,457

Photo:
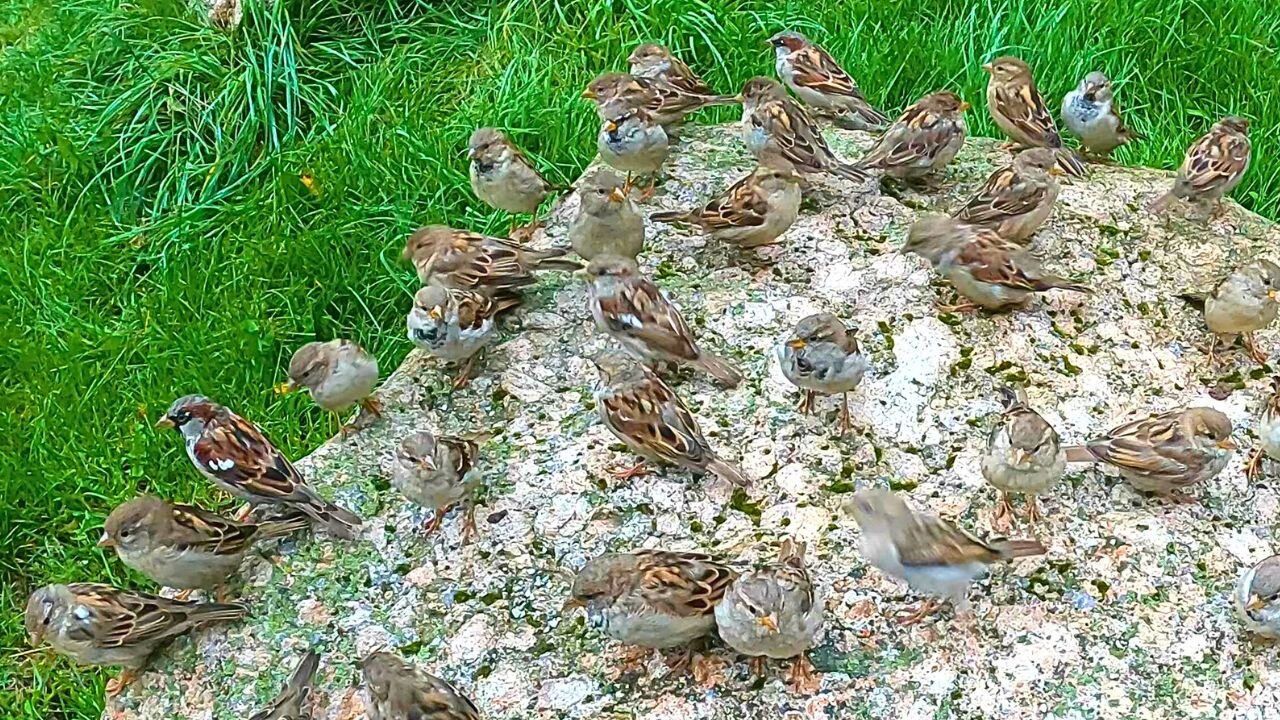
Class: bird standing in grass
282,339,381,433
468,127,559,235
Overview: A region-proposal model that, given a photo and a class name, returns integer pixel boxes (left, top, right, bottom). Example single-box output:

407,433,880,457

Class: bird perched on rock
250,649,320,720
856,90,969,181
390,429,483,539
768,31,888,131
714,538,824,690
982,56,1086,177
596,103,669,195
952,147,1062,243
158,395,363,538
1235,555,1280,639
361,651,480,720
468,127,558,220
1246,377,1280,480
1180,258,1280,365
778,313,867,435
403,225,579,302
583,71,735,133
282,339,381,431
1063,407,1236,503
407,284,515,389
738,76,868,181
25,583,246,696
1061,71,1141,158
569,168,644,261
628,43,725,98
981,387,1065,530
650,150,801,249
1147,117,1251,216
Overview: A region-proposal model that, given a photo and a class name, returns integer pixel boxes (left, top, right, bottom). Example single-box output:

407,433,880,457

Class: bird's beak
1049,166,1066,177
274,380,297,396
733,93,745,103
561,597,584,613
958,101,971,112
609,187,626,203
155,417,175,429
466,147,478,160
96,532,115,548
604,120,618,133
581,88,597,100
27,628,44,647
1218,438,1238,450
757,615,779,633
981,62,994,73
1247,595,1267,611
626,51,640,64
1268,289,1278,301
415,458,436,471
786,338,806,350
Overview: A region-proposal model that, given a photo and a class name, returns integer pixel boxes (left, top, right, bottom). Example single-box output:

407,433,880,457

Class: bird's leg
935,295,980,313
360,395,383,418
1025,496,1043,527
234,503,254,522
1158,490,1199,505
173,589,194,602
991,492,1015,534
460,501,478,544
638,176,658,202
1000,141,1024,152
423,507,447,536
895,597,940,625
452,354,479,390
105,669,140,697
786,654,820,694
839,392,853,436
611,645,653,675
608,461,651,482
507,219,544,244
748,656,768,679
1246,447,1266,480
621,173,635,195
1243,332,1270,365
1203,335,1222,368
214,584,232,603
796,390,815,415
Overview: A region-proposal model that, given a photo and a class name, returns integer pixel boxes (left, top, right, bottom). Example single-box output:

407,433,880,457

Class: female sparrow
1194,258,1280,364
586,254,743,387
846,488,1045,624
566,549,736,674
981,387,1066,530
738,76,868,181
597,103,669,194
283,339,381,428
390,430,483,539
903,215,1090,311
98,495,309,595
583,72,734,130
25,583,246,695
768,31,888,131
1246,377,1280,480
952,147,1062,243
1061,71,1141,158
158,395,363,538
568,168,644,261
1147,117,1251,216
403,225,579,301
982,56,1086,177
856,90,970,181
1063,406,1236,503
649,150,802,249
361,651,480,720
1235,555,1280,639
250,649,320,720
714,538,824,690
628,43,724,97
407,284,516,389
468,127,558,216
592,349,747,485
777,313,867,435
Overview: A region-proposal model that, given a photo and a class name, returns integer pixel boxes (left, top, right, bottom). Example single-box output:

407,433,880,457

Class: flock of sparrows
23,31,1280,717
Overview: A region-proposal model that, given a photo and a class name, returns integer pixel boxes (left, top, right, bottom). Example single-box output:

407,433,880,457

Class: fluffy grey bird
778,313,867,434
981,387,1066,530
1061,71,1141,158
390,429,483,539
468,127,558,216
284,339,381,430
568,168,644,261
1236,555,1280,639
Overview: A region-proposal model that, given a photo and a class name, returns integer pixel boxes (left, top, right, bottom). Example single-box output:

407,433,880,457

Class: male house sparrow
981,387,1066,530
1235,554,1280,639
407,284,516,388
390,430,483,538
583,72,734,131
403,225,579,301
778,313,867,434
628,43,724,97
846,489,1045,624
586,254,743,387
952,147,1062,243
982,56,1087,177
856,90,969,180
650,150,802,249
283,339,381,428
566,549,737,674
1147,117,1251,216
1061,71,1142,158
361,651,480,720
1246,377,1280,480
1185,258,1280,364
596,103,669,193
569,168,644,261
714,538,824,690
158,395,363,538
99,495,309,595
25,583,246,695
903,215,1089,311
468,127,558,216
1063,406,1236,503
739,76,868,181
250,649,320,720
592,350,748,485
768,31,888,131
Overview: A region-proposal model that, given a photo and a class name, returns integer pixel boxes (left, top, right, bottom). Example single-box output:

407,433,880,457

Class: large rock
105,124,1280,720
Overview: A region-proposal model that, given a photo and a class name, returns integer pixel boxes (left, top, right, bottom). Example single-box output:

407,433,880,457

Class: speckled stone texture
104,124,1280,720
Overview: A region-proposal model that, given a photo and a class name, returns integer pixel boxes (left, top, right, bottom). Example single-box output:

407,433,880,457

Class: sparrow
777,313,867,434
1183,258,1280,364
903,215,1090,311
592,349,748,485
402,225,579,300
1147,117,1252,216
846,488,1045,624
981,387,1066,530
856,90,969,180
1246,377,1280,480
982,56,1087,177
768,31,888,131
158,395,363,538
390,430,483,539
596,103,669,193
586,254,743,386
467,127,558,216
628,43,724,97
650,150,802,249
569,168,644,261
1063,406,1236,503
98,495,309,595
952,147,1062,243
582,72,735,131
714,538,824,690
361,651,480,720
283,339,381,427
566,549,737,673
1235,554,1280,639
406,284,516,389
250,649,320,720
738,76,868,181
25,582,246,695
1060,71,1142,158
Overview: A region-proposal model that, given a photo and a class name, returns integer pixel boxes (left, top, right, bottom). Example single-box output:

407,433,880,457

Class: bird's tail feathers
696,353,743,388
707,457,749,486
993,539,1046,559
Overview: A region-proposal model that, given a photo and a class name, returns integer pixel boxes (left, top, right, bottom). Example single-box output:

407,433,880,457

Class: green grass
1,0,1277,716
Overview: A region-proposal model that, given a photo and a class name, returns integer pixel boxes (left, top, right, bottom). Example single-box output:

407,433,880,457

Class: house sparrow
981,387,1065,530
739,76,868,181
768,31,888,131
158,395,363,538
903,215,1090,311
25,582,246,695
650,150,801,249
1235,555,1280,639
250,649,320,720
390,430,482,539
283,339,381,428
468,127,558,216
566,549,736,673
403,225,579,300
592,349,747,485
714,538,824,690
1063,406,1236,503
628,43,724,97
586,254,743,387
856,90,969,180
596,103,669,193
952,147,1062,243
407,284,516,389
98,495,309,595
1147,117,1251,215
846,488,1045,623
1190,258,1280,364
1061,71,1141,158
982,56,1086,177
569,168,644,261
582,72,734,131
361,651,480,720
1246,377,1280,480
777,313,867,434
